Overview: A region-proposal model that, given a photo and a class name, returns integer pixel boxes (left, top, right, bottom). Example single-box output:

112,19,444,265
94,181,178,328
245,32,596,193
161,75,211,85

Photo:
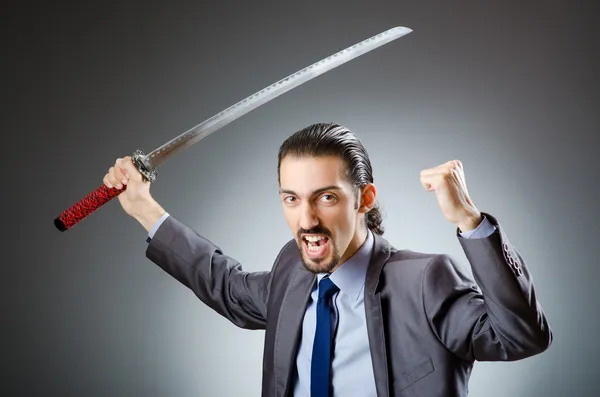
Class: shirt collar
317,229,374,301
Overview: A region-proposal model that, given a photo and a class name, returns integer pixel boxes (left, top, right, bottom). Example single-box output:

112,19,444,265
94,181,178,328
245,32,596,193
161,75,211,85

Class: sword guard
132,149,158,182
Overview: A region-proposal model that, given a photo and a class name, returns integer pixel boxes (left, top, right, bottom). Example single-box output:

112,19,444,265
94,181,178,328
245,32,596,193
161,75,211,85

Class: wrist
457,210,482,233
131,198,166,232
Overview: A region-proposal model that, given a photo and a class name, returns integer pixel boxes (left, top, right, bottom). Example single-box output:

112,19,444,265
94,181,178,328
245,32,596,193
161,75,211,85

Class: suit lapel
364,234,392,397
274,262,316,397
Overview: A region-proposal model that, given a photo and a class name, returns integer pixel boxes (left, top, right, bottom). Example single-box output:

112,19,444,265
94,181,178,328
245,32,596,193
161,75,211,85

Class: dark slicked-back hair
277,122,384,235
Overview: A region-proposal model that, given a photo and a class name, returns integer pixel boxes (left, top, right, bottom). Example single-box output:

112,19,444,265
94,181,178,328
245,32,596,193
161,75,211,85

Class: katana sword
54,26,412,231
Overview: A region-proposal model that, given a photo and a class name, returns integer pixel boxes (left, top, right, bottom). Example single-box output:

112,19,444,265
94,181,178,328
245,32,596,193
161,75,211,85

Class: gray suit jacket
145,212,552,397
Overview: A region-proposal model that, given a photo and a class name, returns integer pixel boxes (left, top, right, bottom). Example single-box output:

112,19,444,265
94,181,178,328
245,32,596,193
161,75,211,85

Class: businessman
103,122,552,396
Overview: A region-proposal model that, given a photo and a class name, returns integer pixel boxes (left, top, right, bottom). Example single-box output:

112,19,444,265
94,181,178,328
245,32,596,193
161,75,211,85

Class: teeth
304,235,328,253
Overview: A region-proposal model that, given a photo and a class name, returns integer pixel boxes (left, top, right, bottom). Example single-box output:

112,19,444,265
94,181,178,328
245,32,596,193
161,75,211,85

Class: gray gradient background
4,1,599,396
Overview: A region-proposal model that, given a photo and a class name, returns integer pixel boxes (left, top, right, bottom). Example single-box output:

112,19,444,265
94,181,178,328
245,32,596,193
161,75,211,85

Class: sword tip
394,26,413,34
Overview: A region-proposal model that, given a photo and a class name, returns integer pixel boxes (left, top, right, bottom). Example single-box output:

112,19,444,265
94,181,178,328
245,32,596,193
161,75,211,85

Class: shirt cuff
146,212,170,242
458,215,496,239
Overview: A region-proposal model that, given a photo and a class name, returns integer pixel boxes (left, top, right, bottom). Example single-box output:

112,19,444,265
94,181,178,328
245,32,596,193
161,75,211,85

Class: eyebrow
278,185,343,196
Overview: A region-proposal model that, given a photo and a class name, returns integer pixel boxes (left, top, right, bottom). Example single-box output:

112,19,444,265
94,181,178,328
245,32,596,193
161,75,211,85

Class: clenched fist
103,156,164,229
420,160,482,232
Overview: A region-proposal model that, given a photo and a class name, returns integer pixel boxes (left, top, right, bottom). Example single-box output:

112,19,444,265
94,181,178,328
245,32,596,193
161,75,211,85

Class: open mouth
302,235,330,258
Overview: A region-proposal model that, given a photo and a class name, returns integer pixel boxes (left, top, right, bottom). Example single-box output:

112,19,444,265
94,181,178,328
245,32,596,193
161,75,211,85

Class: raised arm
103,156,273,329
423,215,552,362
145,215,272,329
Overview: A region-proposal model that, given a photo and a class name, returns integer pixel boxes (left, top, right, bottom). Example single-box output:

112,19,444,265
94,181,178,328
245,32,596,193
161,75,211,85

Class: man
103,122,552,396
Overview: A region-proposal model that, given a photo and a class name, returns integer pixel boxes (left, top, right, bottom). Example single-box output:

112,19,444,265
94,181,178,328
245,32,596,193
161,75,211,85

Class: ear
357,183,377,214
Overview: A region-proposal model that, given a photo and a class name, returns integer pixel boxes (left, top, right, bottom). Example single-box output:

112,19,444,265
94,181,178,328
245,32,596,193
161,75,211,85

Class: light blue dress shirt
147,213,497,396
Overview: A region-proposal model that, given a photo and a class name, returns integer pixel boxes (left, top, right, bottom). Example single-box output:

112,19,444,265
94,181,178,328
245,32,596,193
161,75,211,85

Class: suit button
516,267,523,276
503,243,509,252
508,256,515,266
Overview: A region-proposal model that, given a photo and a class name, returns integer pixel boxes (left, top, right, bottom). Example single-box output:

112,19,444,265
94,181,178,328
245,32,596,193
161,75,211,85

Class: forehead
279,155,350,194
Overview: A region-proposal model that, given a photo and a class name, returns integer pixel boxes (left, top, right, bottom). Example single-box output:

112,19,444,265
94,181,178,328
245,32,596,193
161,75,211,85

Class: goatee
298,244,341,274
296,225,338,274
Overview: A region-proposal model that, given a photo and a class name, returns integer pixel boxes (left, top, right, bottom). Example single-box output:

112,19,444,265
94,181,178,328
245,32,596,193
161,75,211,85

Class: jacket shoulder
386,247,441,269
381,244,467,287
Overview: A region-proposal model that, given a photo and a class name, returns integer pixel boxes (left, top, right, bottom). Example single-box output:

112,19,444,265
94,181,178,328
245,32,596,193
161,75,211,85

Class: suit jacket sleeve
145,215,274,330
422,212,553,362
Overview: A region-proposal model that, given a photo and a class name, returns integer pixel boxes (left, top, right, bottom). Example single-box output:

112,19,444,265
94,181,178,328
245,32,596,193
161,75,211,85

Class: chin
302,261,331,274
301,253,339,274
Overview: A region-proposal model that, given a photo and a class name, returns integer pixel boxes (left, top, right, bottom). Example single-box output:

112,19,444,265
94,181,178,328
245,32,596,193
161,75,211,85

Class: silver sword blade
142,26,412,171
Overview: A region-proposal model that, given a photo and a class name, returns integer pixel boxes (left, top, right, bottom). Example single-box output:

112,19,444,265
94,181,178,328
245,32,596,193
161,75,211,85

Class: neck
330,225,369,273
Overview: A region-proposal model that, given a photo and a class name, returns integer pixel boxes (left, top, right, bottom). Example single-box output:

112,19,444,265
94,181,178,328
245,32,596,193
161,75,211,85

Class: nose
298,202,319,231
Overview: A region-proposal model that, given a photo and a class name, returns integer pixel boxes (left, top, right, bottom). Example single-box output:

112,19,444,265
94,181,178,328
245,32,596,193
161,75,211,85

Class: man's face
278,155,372,274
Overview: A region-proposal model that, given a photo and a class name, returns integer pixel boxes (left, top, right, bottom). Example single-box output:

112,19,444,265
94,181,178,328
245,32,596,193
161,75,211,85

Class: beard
296,225,341,274
300,245,341,274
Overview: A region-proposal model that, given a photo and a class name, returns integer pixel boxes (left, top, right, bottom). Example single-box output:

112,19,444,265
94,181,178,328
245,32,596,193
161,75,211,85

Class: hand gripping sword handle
54,150,157,231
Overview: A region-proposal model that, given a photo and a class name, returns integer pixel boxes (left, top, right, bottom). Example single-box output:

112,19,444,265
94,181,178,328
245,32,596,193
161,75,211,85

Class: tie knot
318,277,339,300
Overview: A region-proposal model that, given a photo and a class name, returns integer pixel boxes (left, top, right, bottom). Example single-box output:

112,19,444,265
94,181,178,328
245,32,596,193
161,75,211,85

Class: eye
320,194,336,203
283,196,296,203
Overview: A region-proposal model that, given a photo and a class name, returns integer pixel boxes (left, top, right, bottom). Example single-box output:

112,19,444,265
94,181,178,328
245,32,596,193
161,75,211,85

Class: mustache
297,226,332,240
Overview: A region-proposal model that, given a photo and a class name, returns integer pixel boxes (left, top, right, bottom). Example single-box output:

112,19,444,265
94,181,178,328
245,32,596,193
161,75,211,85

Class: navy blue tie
311,276,339,397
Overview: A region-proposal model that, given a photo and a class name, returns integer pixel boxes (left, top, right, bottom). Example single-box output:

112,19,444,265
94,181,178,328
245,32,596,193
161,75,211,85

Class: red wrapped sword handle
54,184,125,231
54,150,157,231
